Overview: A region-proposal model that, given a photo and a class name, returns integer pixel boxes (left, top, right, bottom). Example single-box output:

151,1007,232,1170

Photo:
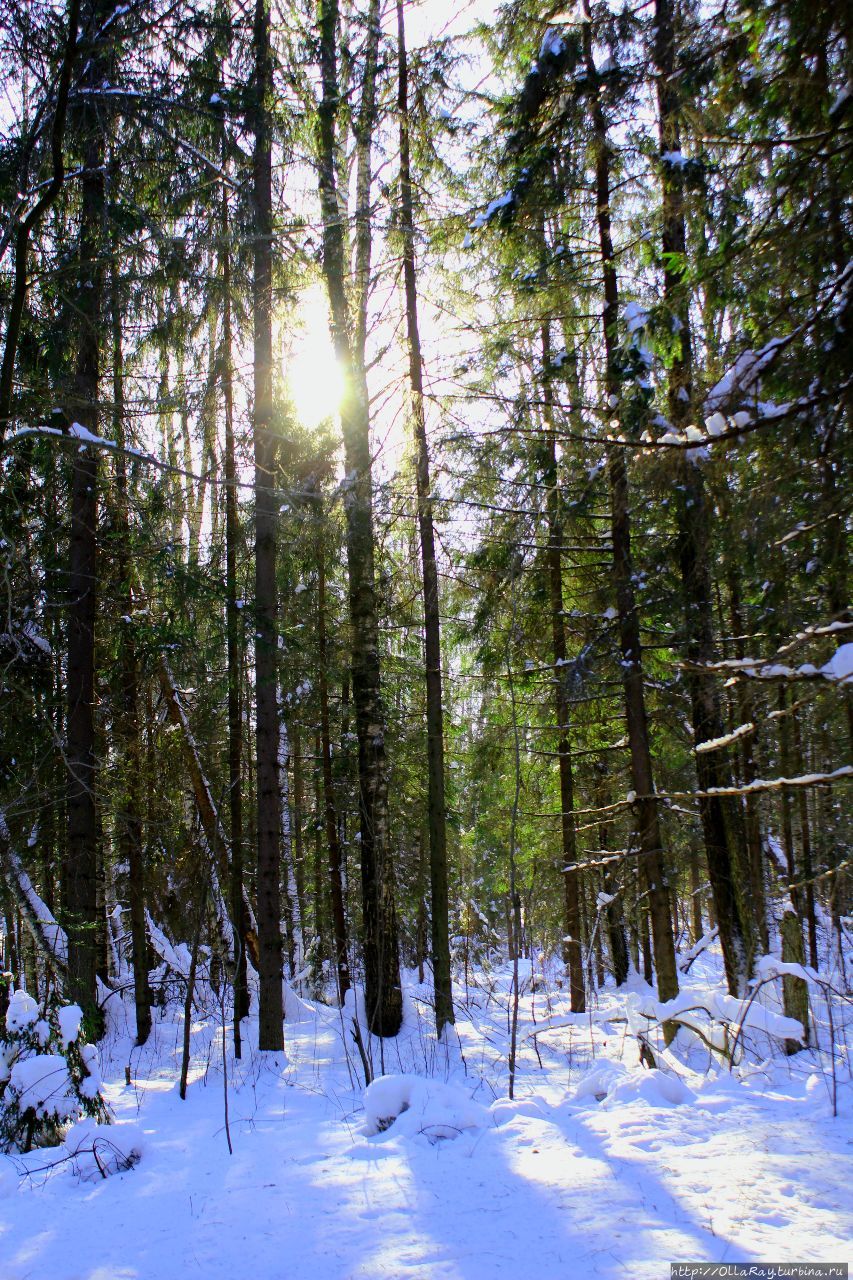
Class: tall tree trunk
396,0,453,1035
538,321,584,1011
580,0,679,1012
251,0,284,1052
316,507,350,1002
317,0,402,1036
595,762,629,986
64,1,110,1032
654,0,754,995
110,252,151,1045
220,165,249,1052
791,710,818,969
727,565,768,951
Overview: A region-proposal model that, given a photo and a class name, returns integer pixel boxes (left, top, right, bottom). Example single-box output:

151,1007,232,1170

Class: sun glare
285,287,346,430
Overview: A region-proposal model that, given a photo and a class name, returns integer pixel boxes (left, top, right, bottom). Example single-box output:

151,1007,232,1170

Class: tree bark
580,0,679,1012
317,0,402,1036
251,0,284,1051
64,4,109,1031
219,162,249,1051
110,253,151,1045
654,0,754,996
538,321,584,1011
316,507,350,1002
396,0,453,1035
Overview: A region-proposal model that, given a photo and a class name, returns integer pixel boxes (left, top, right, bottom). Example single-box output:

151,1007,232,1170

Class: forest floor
1,947,850,1280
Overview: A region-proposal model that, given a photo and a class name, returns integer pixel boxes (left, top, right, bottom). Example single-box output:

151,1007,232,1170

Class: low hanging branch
0,811,68,982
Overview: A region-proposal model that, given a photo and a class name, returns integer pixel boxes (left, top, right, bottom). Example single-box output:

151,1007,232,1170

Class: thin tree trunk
317,0,401,1036
396,0,453,1035
595,762,629,986
220,165,249,1051
316,509,350,1001
110,252,151,1045
539,320,584,1011
791,710,818,969
727,566,768,951
654,0,754,995
581,0,679,1014
251,0,284,1051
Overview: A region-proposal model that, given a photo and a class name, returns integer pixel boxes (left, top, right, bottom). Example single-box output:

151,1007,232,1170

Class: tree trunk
251,0,284,1051
317,0,401,1036
654,0,754,996
220,163,249,1052
396,0,453,1035
581,0,679,1013
64,7,109,1031
727,566,768,951
110,254,151,1045
316,508,350,1002
781,907,810,1054
538,321,584,1011
595,763,629,985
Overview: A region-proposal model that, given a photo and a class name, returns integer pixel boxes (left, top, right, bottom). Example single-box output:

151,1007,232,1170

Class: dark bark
317,0,401,1036
110,255,150,1045
64,4,110,1031
595,763,629,986
791,711,818,969
654,0,755,995
316,511,350,1002
781,908,810,1054
396,0,453,1035
251,0,284,1051
727,567,768,951
220,167,249,1051
580,0,679,1010
539,322,584,1011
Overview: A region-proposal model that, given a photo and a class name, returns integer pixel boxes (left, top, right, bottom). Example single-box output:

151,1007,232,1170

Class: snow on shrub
62,1117,144,1181
0,990,108,1153
364,1073,490,1141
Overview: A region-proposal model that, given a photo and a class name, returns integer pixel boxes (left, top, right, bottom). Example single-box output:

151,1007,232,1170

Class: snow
704,411,727,437
539,29,564,60
5,990,38,1034
57,1004,83,1049
705,338,786,412
9,1054,79,1121
470,190,514,231
363,1073,489,1140
624,301,649,335
821,642,853,683
0,952,849,1279
694,722,753,754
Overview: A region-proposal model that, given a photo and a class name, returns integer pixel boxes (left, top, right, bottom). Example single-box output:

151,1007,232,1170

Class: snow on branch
0,811,68,980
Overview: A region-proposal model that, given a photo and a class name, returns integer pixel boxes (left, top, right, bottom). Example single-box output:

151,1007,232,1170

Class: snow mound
573,1061,693,1108
363,1073,490,1142
63,1118,144,1180
57,1005,83,1049
5,991,38,1034
9,1054,79,1122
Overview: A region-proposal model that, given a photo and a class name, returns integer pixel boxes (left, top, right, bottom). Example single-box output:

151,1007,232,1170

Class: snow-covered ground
1,951,851,1280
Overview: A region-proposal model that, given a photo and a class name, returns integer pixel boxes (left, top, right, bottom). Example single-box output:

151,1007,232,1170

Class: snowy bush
0,990,109,1153
363,1073,490,1141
